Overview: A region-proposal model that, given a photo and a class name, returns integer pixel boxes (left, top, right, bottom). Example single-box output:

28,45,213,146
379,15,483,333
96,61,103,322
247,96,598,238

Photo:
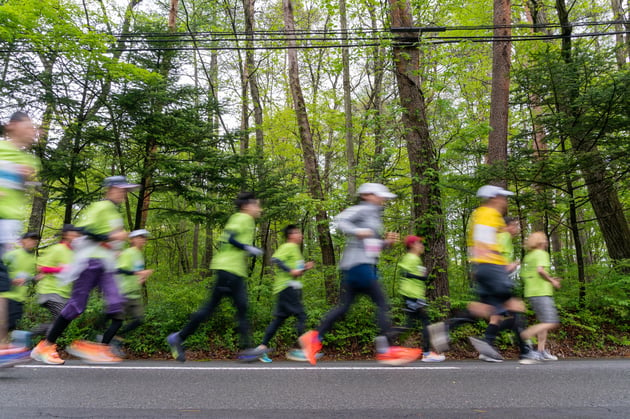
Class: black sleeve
117,268,135,276
271,257,292,273
404,272,429,282
227,231,247,250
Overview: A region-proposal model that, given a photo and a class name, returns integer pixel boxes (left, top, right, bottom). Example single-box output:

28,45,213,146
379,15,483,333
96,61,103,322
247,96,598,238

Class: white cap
129,229,150,238
476,185,514,199
357,183,397,199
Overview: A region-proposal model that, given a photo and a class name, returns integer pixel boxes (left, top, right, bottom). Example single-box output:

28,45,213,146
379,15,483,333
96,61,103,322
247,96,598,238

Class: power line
1,21,627,53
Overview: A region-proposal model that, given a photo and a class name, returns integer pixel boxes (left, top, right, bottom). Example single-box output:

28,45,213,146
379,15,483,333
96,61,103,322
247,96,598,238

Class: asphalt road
1,359,628,418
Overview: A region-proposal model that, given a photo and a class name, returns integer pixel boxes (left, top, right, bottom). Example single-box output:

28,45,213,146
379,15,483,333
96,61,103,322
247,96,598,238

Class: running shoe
258,353,272,363
110,338,125,358
519,349,542,365
468,337,503,361
479,353,503,363
298,330,322,365
166,332,186,362
30,340,65,365
0,350,32,368
377,346,422,366
540,350,558,361
427,322,450,353
421,351,446,363
286,349,324,362
66,340,122,364
238,347,267,363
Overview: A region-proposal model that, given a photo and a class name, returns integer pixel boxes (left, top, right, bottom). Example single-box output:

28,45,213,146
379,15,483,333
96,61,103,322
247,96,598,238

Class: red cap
404,235,424,247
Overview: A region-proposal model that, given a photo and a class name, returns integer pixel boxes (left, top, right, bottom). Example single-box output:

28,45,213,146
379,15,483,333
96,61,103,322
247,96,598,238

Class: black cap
62,224,81,233
22,232,41,240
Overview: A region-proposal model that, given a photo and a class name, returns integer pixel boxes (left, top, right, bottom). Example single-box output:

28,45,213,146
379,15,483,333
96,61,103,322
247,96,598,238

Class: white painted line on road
17,364,459,371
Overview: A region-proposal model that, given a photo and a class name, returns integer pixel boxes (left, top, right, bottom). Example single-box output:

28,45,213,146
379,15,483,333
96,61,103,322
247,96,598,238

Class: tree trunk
28,80,55,234
243,0,264,155
487,0,511,187
611,0,628,68
339,0,356,197
389,0,449,299
368,5,386,181
556,0,630,261
134,0,177,229
283,0,336,302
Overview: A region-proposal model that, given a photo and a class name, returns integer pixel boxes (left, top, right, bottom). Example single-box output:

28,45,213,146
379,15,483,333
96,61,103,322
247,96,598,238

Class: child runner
31,225,80,337
520,232,561,361
248,224,314,362
30,176,136,365
395,235,445,362
100,229,153,353
0,111,39,366
299,183,421,366
428,185,540,364
167,192,264,362
0,232,40,331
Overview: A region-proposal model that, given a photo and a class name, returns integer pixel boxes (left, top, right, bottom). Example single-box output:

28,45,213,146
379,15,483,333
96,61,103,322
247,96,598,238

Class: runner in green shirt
100,229,153,353
31,225,80,337
0,232,39,330
394,235,445,362
520,231,562,361
167,192,264,362
31,176,137,365
248,225,314,362
0,111,39,366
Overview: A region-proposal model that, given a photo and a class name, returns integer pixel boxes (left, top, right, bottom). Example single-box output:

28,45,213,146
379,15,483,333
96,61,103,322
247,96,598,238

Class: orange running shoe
298,330,322,365
376,346,422,366
30,340,65,365
66,340,122,364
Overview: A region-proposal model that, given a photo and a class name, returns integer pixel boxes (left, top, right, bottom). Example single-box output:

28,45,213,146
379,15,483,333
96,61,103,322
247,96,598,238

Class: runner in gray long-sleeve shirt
299,183,422,366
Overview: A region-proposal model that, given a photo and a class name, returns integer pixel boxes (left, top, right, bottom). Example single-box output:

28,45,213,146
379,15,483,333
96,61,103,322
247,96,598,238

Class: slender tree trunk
243,0,264,154
389,0,449,299
562,139,586,307
487,0,511,188
611,0,628,68
28,75,55,234
339,0,356,197
368,6,386,181
134,0,177,229
283,0,336,302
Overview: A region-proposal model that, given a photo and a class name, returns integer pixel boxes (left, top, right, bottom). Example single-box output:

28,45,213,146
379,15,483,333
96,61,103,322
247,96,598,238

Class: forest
0,0,628,359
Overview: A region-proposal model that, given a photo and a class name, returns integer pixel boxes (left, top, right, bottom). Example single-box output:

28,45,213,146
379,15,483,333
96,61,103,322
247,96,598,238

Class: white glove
244,245,264,257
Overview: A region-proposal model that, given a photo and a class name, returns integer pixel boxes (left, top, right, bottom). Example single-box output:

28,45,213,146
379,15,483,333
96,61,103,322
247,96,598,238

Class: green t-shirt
0,140,40,220
272,242,304,294
117,246,145,299
210,212,255,277
497,231,514,263
522,248,553,297
36,243,74,299
397,252,426,300
0,248,37,302
77,200,124,237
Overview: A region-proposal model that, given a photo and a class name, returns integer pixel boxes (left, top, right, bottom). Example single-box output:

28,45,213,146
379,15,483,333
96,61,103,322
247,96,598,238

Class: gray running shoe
519,349,542,365
238,347,267,363
167,332,186,362
479,353,503,363
469,337,503,361
427,322,450,353
540,350,558,361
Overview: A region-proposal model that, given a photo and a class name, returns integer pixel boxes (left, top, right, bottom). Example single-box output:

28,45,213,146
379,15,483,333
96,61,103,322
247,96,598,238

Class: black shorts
274,287,305,318
473,263,514,309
